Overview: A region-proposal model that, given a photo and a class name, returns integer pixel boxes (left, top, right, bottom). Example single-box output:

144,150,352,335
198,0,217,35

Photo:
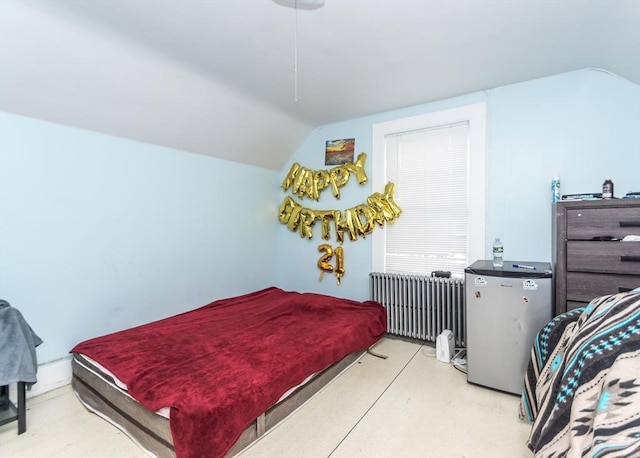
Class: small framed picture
325,138,355,165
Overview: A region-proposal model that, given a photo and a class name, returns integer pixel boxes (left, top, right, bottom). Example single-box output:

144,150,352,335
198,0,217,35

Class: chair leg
0,385,8,408
17,382,26,434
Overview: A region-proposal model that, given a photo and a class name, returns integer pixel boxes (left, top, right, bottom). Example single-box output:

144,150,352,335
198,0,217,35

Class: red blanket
71,287,386,458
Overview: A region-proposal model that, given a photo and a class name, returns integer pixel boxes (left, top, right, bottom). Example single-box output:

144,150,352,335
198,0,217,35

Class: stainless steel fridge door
465,272,552,394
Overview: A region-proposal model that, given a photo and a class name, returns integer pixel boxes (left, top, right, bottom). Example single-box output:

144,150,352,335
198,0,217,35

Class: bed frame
72,350,365,457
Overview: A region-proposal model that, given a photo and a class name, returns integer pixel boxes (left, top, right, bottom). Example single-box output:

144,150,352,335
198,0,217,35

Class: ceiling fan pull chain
294,0,299,102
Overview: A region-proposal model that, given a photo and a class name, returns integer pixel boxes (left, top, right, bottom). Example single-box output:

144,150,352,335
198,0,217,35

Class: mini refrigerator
465,260,552,395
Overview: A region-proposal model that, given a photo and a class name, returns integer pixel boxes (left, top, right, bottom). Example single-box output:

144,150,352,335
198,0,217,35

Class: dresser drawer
566,271,640,303
567,207,640,240
566,241,640,275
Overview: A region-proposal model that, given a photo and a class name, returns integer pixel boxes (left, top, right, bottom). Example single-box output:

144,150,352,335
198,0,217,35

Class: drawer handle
620,256,640,262
620,221,640,228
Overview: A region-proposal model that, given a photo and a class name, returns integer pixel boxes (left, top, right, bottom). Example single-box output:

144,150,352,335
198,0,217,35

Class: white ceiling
1,0,639,170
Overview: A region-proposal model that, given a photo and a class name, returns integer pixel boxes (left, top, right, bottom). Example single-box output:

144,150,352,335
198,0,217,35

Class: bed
519,288,640,457
70,287,387,458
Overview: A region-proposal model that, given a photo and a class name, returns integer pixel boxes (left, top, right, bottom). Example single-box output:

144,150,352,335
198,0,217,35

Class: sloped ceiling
1,0,639,170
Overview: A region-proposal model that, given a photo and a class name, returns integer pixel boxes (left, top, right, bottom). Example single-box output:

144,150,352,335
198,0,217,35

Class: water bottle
602,178,614,199
552,176,561,202
492,238,503,268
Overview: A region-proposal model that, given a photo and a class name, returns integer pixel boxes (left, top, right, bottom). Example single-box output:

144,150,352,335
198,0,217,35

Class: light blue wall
0,113,280,364
277,69,640,301
2,69,638,365
276,92,487,301
486,69,640,260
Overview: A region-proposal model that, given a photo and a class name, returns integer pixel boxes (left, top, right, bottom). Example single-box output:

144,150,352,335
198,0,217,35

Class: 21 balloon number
317,244,345,285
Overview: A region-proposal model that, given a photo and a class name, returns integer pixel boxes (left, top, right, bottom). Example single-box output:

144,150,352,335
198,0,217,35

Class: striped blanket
519,289,640,457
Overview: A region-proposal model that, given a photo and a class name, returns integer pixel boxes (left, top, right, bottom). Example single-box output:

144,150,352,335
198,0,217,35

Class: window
372,103,486,277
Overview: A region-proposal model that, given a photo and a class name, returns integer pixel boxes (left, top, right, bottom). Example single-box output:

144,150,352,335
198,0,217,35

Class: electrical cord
420,344,467,375
450,348,467,374
421,346,436,358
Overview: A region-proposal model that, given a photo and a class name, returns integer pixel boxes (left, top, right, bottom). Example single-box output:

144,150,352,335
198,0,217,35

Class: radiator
369,272,466,347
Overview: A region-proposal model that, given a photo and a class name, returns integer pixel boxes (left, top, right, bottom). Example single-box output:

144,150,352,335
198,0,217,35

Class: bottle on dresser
602,178,614,199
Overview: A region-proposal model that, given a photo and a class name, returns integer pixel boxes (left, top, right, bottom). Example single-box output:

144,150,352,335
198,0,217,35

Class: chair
0,300,43,434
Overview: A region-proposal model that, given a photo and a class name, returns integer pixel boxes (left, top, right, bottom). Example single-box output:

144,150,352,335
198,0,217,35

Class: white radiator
369,272,466,347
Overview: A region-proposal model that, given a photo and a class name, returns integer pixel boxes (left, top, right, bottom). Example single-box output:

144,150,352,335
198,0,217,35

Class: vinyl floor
0,337,533,458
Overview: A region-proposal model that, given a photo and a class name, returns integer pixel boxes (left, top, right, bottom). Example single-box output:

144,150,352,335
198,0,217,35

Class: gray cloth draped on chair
0,300,43,387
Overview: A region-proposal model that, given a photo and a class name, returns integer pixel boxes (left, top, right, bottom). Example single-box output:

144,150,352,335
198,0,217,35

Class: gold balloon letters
317,244,345,285
278,182,402,243
279,151,402,285
281,152,369,200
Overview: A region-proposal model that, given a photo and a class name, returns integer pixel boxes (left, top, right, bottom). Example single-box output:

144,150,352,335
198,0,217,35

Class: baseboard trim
8,357,72,401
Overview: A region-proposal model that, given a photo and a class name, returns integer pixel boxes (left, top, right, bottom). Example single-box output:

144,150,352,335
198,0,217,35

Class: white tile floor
0,337,533,458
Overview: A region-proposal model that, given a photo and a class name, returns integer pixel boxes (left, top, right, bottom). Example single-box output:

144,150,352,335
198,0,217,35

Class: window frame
371,103,487,275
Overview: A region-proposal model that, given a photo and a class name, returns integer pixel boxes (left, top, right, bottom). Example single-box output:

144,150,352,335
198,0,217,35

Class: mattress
70,287,386,457
72,349,366,457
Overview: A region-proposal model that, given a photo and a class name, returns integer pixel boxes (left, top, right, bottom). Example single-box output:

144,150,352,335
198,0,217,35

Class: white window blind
384,121,469,277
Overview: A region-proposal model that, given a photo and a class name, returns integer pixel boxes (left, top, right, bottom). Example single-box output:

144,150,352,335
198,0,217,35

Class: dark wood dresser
553,199,640,315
